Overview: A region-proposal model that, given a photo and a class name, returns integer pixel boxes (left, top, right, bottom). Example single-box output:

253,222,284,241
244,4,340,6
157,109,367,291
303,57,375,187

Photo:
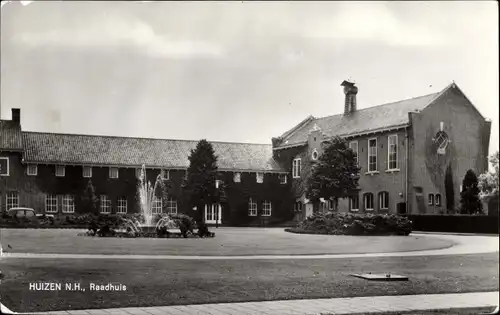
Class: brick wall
409,85,491,214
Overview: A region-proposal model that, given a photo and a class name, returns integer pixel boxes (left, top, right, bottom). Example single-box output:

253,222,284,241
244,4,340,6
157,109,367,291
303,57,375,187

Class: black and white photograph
0,1,498,314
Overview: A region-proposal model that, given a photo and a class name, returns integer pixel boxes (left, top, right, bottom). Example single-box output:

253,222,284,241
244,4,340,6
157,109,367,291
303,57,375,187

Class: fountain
136,164,165,235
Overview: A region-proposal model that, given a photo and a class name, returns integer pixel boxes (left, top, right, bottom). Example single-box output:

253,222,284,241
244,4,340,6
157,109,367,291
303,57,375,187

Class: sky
1,1,498,157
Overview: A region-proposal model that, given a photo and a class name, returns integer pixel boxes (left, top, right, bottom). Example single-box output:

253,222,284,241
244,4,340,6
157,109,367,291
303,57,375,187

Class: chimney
11,108,20,124
341,81,358,115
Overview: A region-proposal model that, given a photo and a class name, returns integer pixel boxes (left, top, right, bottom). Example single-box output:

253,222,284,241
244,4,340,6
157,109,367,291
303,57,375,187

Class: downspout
405,127,409,214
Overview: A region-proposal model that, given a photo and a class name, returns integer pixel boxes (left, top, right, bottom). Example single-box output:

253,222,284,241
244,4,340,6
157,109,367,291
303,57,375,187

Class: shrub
288,212,412,236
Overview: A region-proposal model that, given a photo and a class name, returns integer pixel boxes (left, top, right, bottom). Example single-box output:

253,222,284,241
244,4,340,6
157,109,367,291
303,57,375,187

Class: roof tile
22,132,285,172
278,92,439,147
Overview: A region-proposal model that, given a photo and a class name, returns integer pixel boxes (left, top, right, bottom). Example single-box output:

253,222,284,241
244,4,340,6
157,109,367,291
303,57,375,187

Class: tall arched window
379,192,389,210
364,193,374,211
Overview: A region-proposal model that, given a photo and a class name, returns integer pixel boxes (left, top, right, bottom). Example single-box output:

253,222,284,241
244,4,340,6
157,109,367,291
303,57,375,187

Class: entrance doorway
204,204,222,224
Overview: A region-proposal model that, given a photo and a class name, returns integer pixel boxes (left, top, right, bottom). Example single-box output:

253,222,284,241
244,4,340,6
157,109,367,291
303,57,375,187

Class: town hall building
0,81,492,225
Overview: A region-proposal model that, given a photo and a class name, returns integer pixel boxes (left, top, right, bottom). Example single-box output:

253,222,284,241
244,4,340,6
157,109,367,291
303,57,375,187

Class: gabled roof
0,120,23,151
22,132,286,173
274,89,444,149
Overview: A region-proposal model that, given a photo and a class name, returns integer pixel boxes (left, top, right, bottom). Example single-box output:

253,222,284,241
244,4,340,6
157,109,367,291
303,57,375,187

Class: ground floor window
62,195,75,213
294,201,302,212
45,195,58,213
435,194,441,206
262,200,272,216
428,194,434,205
248,198,257,216
166,198,177,214
379,191,389,210
152,197,162,214
100,195,111,213
350,195,359,211
6,191,19,210
364,193,374,211
116,197,127,214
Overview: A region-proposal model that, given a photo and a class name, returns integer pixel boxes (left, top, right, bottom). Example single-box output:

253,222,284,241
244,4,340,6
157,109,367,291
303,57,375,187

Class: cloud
295,2,444,47
15,15,224,58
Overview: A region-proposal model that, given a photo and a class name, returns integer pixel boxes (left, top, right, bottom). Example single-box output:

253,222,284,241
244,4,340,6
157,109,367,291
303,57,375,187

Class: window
349,141,359,165
83,166,92,178
215,180,222,189
434,131,449,152
161,169,169,180
117,197,127,214
256,172,264,183
248,198,257,216
166,198,177,214
109,167,119,179
387,135,398,170
311,149,319,161
350,195,359,211
368,139,377,172
292,158,301,178
379,192,389,210
27,164,38,176
294,201,303,212
234,172,241,183
152,197,162,214
100,195,111,213
45,195,58,213
328,199,336,211
55,165,65,177
428,194,434,206
435,194,441,206
0,157,9,176
279,174,287,184
364,193,374,211
262,200,272,216
6,191,19,210
62,195,75,213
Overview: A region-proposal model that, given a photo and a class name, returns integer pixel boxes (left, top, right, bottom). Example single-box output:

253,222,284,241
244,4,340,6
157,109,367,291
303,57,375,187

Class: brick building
0,81,492,224
272,81,491,218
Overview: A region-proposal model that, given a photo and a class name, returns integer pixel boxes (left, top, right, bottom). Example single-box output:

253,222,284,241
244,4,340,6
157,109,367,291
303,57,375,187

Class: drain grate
350,273,409,281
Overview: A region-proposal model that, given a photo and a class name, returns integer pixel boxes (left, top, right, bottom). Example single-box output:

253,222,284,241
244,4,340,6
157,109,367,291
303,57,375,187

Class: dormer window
55,165,65,177
83,166,92,178
27,164,38,176
109,167,119,179
234,172,241,183
256,172,264,183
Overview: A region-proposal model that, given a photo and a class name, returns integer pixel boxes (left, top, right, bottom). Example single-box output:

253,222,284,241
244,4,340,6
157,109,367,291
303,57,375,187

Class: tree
444,164,455,213
306,136,361,207
459,169,482,214
81,179,99,215
186,139,220,223
478,151,499,202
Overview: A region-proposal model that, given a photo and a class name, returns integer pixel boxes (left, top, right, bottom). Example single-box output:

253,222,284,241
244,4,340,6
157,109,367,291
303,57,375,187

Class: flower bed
286,212,412,236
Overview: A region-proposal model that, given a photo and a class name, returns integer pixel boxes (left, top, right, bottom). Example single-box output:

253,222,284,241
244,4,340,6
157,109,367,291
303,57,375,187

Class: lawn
0,253,498,313
0,228,456,255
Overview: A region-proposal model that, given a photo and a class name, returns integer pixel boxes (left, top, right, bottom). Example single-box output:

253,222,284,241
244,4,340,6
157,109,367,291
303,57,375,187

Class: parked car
6,208,54,224
7,207,37,220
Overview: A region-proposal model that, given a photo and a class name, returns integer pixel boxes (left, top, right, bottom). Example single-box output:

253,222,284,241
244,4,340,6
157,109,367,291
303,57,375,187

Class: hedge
408,214,499,234
286,212,412,236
